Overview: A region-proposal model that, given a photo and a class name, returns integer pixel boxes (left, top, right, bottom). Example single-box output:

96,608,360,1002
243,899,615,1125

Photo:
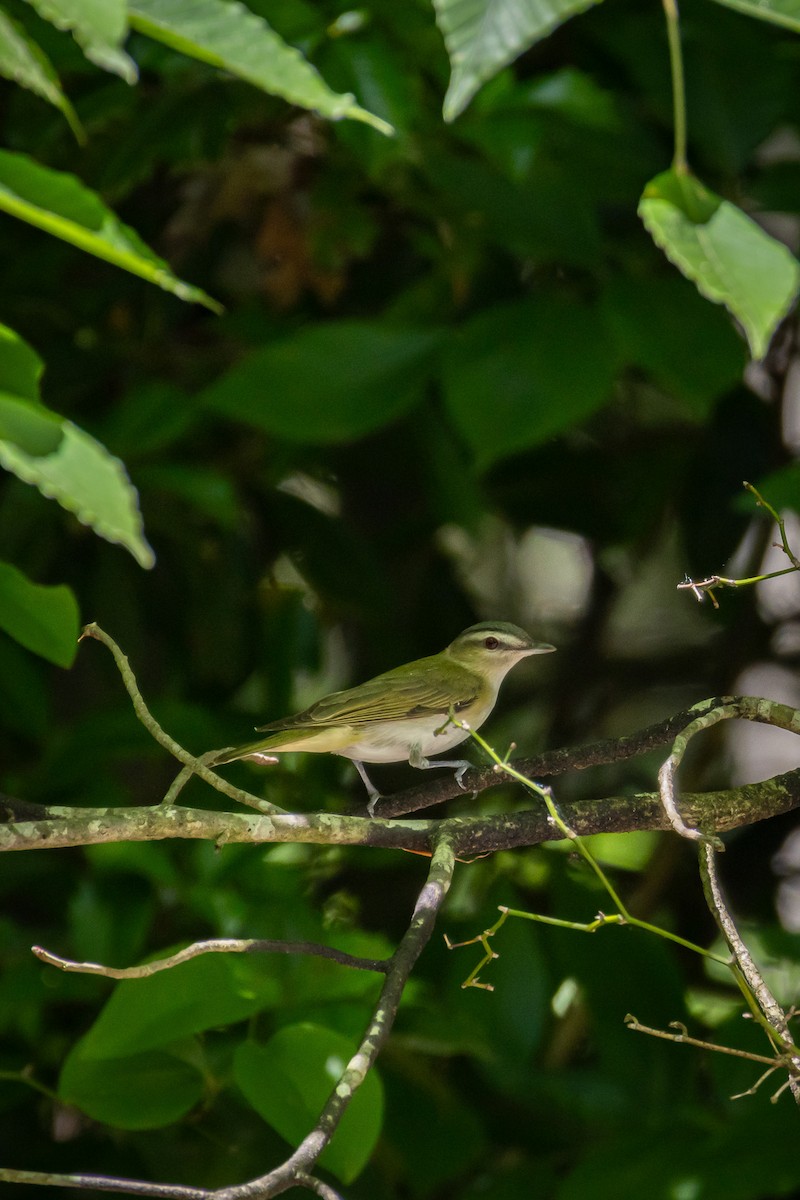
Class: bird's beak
528,643,556,655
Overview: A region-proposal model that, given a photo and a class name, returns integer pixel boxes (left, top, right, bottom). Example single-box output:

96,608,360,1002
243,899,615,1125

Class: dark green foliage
2,0,800,1197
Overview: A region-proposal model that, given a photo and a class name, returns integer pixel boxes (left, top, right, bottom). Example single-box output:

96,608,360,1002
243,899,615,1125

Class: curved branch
213,835,457,1199
32,939,389,980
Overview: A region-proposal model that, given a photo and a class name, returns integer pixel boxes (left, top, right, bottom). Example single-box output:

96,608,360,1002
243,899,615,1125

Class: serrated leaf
0,561,78,666
202,322,440,442
0,420,155,569
433,0,602,122
0,149,221,312
708,0,800,31
640,169,800,360
24,0,137,83
128,0,393,135
59,1048,203,1129
0,11,82,138
234,1026,383,1183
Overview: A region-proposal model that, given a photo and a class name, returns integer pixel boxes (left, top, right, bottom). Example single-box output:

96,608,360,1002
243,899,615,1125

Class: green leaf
0,150,221,312
708,0,800,32
748,462,800,514
639,169,800,360
0,420,155,569
0,396,63,457
441,295,616,469
128,0,393,135
234,1025,384,1184
0,323,43,402
202,322,441,442
0,561,78,667
602,273,745,417
433,0,603,122
69,953,282,1061
0,324,63,456
0,12,82,138
59,1048,203,1130
24,0,137,83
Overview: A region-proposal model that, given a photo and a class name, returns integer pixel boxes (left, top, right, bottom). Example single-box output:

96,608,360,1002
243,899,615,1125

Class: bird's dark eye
484,636,499,650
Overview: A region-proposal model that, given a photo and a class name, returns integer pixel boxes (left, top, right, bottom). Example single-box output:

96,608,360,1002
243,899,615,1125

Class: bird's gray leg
408,744,471,790
352,759,382,817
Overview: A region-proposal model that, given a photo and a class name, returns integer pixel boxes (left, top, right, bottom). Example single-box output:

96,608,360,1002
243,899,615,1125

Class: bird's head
445,622,555,681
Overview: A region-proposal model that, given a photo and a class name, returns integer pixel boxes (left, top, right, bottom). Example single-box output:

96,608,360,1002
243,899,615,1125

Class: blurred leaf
0,150,221,311
603,273,745,416
709,0,800,31
442,294,616,468
69,952,282,1060
564,831,659,872
0,396,62,457
434,0,602,121
0,633,49,736
25,0,137,82
128,0,393,135
234,1024,383,1183
0,323,43,403
0,324,63,457
521,67,621,129
137,465,241,528
0,420,155,569
59,1048,203,1129
0,11,82,137
639,168,800,360
203,322,441,442
383,1059,487,1196
705,923,800,1006
747,462,800,515
0,561,78,666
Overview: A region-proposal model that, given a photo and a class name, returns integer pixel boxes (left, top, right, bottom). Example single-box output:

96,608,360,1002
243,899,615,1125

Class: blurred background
3,0,800,1196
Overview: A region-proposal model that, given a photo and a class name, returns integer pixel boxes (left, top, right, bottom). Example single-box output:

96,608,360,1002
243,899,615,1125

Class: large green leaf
433,0,603,122
0,11,81,137
441,294,616,468
709,0,800,30
602,274,745,418
202,322,441,442
24,0,136,82
0,561,78,667
0,150,221,312
128,0,393,135
639,169,800,361
60,1048,204,1130
234,1025,384,1184
68,952,281,1061
0,420,155,569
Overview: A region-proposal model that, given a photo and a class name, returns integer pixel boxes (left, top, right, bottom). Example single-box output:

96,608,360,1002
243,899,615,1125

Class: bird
212,621,555,814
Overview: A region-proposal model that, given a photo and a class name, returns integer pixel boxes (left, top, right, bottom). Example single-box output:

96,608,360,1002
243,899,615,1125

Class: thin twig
80,624,284,816
625,1016,779,1067
32,938,389,979
0,1170,211,1198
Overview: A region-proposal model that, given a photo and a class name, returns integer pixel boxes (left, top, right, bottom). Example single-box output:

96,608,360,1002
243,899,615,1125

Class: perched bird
213,622,555,814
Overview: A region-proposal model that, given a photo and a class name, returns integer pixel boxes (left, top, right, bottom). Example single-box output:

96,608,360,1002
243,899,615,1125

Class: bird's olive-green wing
256,657,482,732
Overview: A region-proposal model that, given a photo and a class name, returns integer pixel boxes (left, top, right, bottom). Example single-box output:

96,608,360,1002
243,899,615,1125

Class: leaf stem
662,0,688,173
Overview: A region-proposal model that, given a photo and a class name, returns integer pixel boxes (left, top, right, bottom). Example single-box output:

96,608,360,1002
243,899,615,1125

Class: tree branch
32,938,389,980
